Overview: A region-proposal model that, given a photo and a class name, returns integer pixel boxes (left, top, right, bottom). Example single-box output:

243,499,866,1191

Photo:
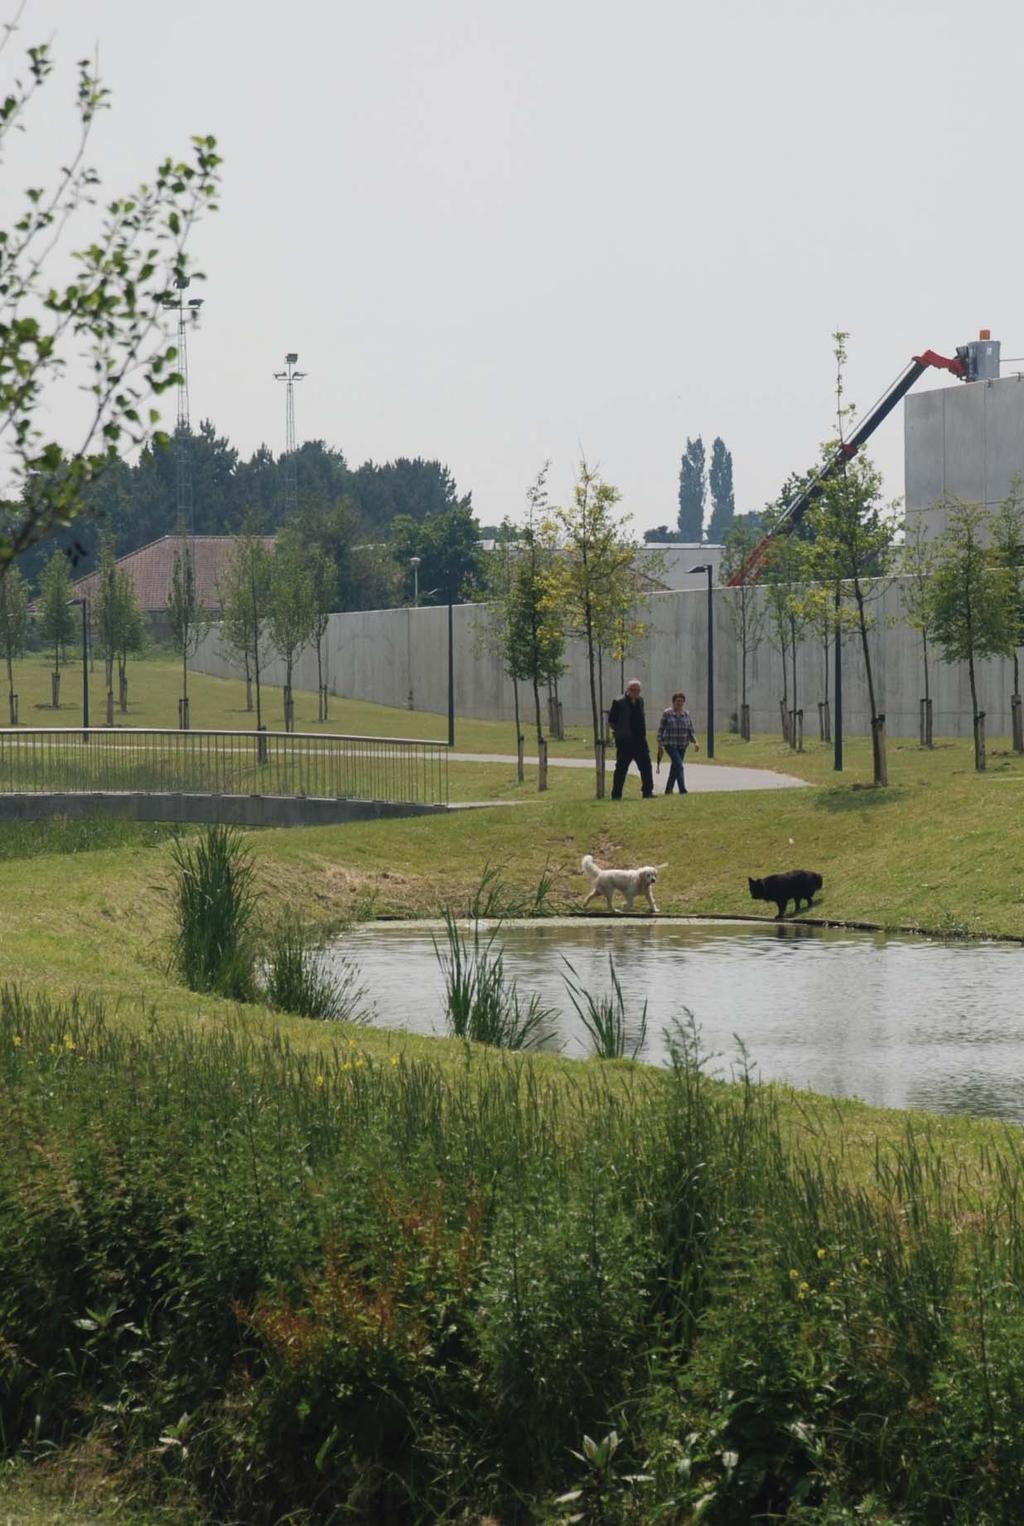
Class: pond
329,919,1024,1123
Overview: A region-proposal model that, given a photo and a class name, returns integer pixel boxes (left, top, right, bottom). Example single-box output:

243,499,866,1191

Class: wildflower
389,1055,400,1066
816,1247,827,1260
799,1281,809,1293
341,1061,352,1072
48,1042,59,1055
788,1269,799,1280
797,1289,807,1301
12,1035,21,1048
355,1058,365,1069
62,1034,76,1052
314,1073,325,1088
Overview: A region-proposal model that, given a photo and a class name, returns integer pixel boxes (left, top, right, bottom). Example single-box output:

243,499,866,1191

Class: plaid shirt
657,707,697,750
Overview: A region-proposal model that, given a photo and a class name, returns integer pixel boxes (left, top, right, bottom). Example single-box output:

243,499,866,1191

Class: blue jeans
664,745,687,793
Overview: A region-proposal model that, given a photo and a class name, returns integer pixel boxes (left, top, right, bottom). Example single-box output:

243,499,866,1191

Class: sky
6,0,1024,535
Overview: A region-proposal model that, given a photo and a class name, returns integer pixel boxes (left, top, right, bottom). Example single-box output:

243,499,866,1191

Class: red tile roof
73,534,275,614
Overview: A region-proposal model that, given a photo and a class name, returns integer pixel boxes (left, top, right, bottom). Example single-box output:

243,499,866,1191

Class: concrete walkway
450,751,808,793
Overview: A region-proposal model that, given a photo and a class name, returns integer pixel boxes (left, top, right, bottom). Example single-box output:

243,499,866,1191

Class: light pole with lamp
410,555,421,607
689,563,715,759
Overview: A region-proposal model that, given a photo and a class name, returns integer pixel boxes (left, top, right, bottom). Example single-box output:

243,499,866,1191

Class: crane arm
727,348,966,586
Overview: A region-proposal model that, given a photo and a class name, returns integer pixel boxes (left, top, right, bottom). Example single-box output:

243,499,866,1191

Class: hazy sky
8,0,1024,533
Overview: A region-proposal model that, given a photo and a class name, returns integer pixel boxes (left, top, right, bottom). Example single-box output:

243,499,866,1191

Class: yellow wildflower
13,1034,21,1048
816,1247,827,1260
389,1055,400,1066
314,1073,325,1088
63,1034,76,1052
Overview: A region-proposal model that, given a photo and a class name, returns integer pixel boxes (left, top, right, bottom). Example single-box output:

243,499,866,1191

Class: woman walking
657,691,699,795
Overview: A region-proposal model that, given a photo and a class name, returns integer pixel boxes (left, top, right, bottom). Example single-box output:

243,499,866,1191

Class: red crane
727,337,996,586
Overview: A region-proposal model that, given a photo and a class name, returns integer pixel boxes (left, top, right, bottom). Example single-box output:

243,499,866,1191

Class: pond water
329,919,1024,1123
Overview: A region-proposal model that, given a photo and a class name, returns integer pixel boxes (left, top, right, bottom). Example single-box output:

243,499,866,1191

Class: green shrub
435,908,555,1049
262,916,368,1022
562,954,649,1059
170,824,256,999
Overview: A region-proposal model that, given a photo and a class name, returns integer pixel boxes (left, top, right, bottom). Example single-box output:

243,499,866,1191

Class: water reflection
331,921,1024,1123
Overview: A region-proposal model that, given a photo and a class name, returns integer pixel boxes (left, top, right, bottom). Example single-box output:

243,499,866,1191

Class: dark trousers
611,737,653,799
664,744,687,793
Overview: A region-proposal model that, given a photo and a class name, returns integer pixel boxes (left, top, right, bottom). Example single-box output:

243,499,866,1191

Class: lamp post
447,588,455,749
410,555,421,607
689,563,715,759
69,596,90,741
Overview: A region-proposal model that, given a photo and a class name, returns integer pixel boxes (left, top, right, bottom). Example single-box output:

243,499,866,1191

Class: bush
262,916,369,1022
435,908,555,1049
170,824,256,999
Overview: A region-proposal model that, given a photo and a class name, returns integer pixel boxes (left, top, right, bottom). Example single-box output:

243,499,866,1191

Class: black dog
748,869,823,920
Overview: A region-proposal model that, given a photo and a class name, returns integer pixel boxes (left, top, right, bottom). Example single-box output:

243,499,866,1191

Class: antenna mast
159,276,204,536
273,352,307,518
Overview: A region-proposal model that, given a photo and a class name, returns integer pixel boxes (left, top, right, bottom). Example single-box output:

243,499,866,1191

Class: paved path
449,751,808,793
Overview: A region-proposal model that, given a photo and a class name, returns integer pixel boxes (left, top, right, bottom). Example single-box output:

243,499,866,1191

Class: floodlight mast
159,275,204,537
273,352,308,518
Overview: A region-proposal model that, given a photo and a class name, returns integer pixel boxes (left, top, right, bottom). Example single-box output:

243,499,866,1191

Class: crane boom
727,347,968,586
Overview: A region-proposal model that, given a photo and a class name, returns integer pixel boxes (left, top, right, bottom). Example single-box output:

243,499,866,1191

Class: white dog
580,853,667,915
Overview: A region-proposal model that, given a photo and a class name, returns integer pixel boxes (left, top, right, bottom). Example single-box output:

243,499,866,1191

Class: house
72,534,275,638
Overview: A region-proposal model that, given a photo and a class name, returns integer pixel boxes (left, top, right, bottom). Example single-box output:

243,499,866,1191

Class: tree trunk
871,714,888,786
284,658,294,734
789,615,798,748
584,606,603,798
51,669,61,709
532,676,547,792
968,653,984,771
854,581,884,785
316,636,325,722
243,652,253,712
512,677,524,783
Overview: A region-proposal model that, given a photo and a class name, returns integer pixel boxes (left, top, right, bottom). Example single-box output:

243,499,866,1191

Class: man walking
607,678,654,800
657,691,699,795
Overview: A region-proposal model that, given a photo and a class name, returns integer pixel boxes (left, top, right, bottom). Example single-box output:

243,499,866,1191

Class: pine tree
707,437,736,542
677,437,706,542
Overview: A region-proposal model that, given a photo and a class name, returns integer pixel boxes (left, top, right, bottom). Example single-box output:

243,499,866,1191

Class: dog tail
581,853,599,882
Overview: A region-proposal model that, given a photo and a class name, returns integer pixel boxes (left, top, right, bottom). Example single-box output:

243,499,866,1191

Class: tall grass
0,813,184,862
562,954,649,1059
7,985,1024,1521
262,916,369,1023
465,860,555,919
435,908,556,1049
170,824,257,1000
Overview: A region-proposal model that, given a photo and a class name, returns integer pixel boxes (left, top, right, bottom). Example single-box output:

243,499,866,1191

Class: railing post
793,707,804,752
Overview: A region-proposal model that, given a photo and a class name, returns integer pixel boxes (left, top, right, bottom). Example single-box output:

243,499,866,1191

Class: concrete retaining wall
193,580,1023,743
0,792,446,827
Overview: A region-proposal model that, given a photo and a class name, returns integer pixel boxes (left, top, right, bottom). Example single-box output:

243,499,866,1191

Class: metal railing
0,728,450,806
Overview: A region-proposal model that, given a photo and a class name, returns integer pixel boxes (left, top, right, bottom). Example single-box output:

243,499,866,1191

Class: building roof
73,534,275,614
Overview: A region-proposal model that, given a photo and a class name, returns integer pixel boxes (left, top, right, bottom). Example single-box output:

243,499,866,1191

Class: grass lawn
4,663,1024,1523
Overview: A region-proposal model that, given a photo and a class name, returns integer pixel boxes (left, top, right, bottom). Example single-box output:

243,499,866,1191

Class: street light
410,555,421,607
689,563,715,759
69,596,90,742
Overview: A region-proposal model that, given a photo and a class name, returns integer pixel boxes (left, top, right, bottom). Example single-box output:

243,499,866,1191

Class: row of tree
479,461,656,795
722,339,1024,779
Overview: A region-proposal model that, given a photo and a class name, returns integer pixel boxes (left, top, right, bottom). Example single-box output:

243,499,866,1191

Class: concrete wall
0,792,446,827
194,579,1023,742
905,373,1024,540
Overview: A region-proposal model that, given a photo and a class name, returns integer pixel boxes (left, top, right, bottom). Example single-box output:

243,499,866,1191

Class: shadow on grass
814,783,904,813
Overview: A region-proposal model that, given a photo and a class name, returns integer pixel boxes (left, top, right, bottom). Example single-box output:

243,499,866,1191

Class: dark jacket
607,693,647,744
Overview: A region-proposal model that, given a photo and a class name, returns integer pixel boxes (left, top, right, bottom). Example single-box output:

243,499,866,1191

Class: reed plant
562,954,649,1060
170,824,257,1000
262,916,369,1023
435,908,555,1048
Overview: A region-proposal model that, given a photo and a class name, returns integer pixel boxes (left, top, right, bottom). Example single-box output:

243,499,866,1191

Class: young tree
545,460,638,796
928,499,1017,771
268,530,316,732
37,551,76,708
168,537,209,729
722,521,766,738
805,335,897,784
901,517,938,745
221,527,274,735
115,566,144,713
990,489,1024,751
707,437,736,543
0,566,29,724
0,37,220,571
93,538,122,724
678,436,706,542
308,545,337,722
